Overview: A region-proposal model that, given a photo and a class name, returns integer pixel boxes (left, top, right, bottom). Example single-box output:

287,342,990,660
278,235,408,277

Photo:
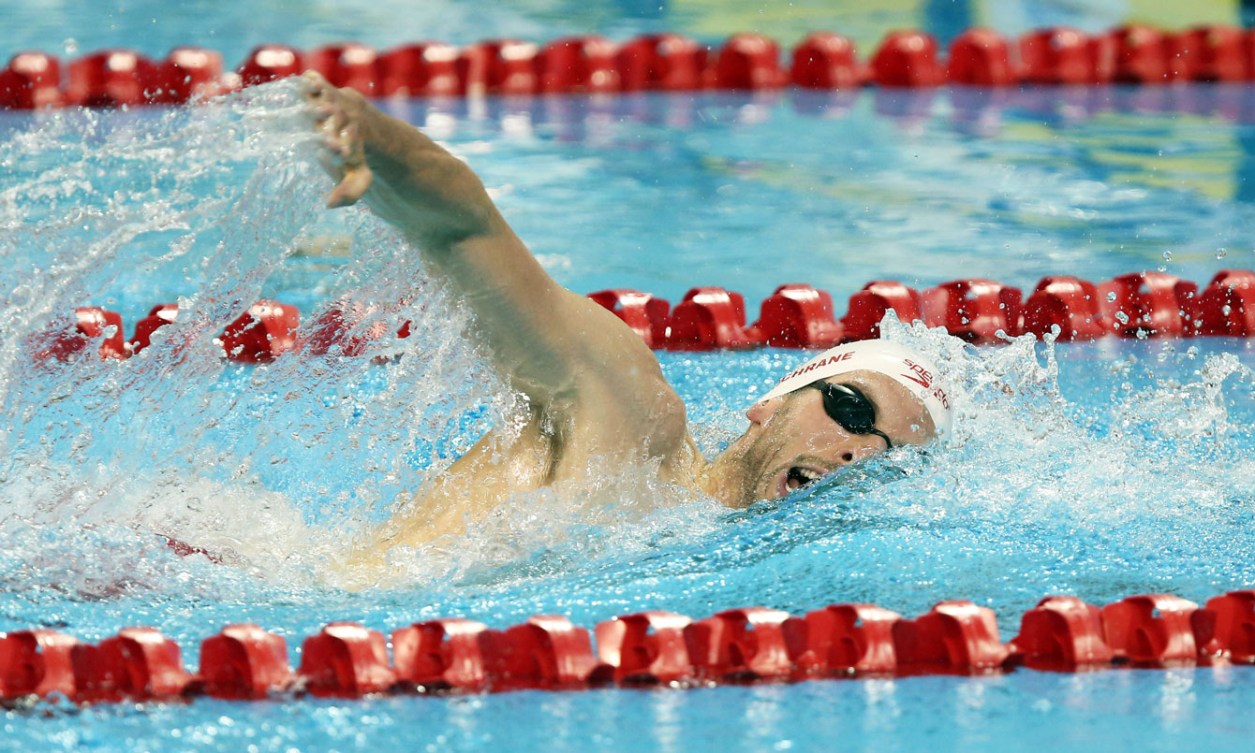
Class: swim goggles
803,382,893,449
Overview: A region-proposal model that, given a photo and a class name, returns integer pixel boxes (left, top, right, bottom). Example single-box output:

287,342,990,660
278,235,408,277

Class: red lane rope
37,270,1255,364
1,591,1252,703
2,24,1254,109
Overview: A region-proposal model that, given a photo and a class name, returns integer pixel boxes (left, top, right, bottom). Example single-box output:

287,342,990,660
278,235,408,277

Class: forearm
309,75,633,408
350,96,497,250
328,96,572,397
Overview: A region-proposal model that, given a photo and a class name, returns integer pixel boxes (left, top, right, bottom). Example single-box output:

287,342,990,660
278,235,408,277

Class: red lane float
711,33,787,90
378,42,461,97
790,32,862,89
588,289,671,349
217,299,300,363
14,22,1255,112
129,303,179,355
1170,26,1247,82
479,615,607,691
71,307,126,359
302,302,411,357
309,43,379,95
685,607,799,682
1100,594,1199,667
198,624,292,699
948,28,1016,86
71,627,190,702
1020,276,1106,341
1020,28,1094,85
1246,28,1255,81
1107,24,1172,84
662,287,765,350
396,615,613,692
66,50,161,107
34,306,128,362
160,47,228,104
238,44,304,86
893,600,1010,675
921,279,1023,343
871,31,944,88
617,34,706,92
0,630,77,699
1009,596,1113,671
393,618,490,691
746,284,844,348
298,622,396,697
5,589,1255,705
788,32,858,89
76,307,129,359
796,603,900,676
457,39,538,97
595,611,694,684
0,52,62,109
1088,30,1119,85
536,36,620,94
1197,591,1255,663
841,280,924,342
1196,269,1255,337
1098,272,1199,338
33,268,1255,367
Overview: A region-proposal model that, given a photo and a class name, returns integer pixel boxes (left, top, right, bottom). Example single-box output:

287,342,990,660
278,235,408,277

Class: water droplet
1115,311,1130,324
1162,250,1173,262
63,38,78,54
1216,248,1227,259
1106,291,1117,302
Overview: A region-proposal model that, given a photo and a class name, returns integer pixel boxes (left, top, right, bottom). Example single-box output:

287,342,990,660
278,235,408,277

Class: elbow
422,200,499,251
414,156,501,248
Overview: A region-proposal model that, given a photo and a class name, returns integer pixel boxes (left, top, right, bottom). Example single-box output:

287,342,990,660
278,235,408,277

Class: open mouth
773,465,826,498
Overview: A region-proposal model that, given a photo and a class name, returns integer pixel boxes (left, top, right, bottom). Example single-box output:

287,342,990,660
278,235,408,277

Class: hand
303,71,374,209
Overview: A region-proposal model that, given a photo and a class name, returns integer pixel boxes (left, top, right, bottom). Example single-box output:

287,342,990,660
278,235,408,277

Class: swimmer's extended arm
305,73,676,419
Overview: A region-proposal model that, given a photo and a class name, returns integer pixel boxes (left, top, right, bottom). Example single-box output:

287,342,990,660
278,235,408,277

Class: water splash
0,82,498,596
0,85,1251,628
383,315,1252,625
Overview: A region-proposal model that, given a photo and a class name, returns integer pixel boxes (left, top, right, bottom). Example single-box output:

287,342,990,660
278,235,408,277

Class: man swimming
303,72,952,556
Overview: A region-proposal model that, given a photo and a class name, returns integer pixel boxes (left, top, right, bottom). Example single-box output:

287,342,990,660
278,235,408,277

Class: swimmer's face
718,370,935,507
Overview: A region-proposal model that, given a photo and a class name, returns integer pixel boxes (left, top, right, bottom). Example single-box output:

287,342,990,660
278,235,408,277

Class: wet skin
302,72,936,567
702,370,936,508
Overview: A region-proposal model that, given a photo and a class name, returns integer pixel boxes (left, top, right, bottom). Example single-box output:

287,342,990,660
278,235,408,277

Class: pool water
3,2,1255,752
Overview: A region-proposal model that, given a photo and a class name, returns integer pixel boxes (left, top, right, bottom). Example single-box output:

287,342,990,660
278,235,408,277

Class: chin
743,478,777,507
723,483,761,510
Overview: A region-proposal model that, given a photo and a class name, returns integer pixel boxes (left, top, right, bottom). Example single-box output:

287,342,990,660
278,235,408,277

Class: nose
745,397,780,425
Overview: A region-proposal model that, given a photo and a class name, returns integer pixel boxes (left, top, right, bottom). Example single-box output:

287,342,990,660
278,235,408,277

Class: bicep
431,226,657,407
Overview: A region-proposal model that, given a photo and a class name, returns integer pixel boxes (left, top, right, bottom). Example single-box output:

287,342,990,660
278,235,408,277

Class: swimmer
302,72,952,556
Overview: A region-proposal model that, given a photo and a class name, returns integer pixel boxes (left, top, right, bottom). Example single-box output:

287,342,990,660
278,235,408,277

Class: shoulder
564,360,689,462
531,290,693,460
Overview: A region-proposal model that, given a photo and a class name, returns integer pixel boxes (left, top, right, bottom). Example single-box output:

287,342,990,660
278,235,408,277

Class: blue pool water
3,2,1255,752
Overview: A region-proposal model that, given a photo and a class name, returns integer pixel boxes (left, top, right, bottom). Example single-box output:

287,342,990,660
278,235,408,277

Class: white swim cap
755,340,953,437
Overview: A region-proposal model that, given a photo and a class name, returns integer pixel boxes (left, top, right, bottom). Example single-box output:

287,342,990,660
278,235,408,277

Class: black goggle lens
805,382,893,449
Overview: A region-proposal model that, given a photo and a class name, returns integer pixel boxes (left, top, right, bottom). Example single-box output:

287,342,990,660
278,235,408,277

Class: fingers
302,72,374,208
327,164,373,208
301,70,331,100
302,71,334,127
326,121,372,207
